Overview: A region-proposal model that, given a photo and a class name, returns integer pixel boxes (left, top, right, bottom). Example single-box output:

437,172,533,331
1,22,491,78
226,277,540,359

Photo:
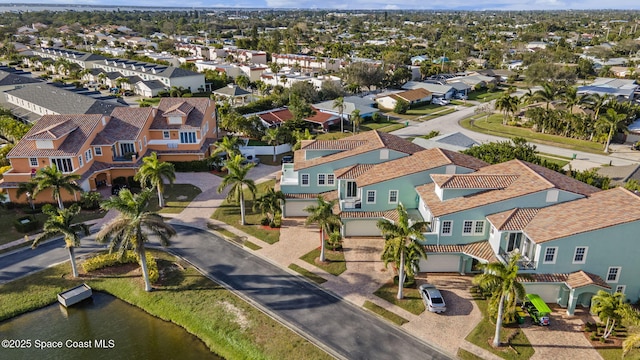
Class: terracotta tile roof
295,130,424,171
26,121,79,140
257,108,292,126
334,164,376,179
338,209,400,223
284,190,338,201
431,174,519,189
306,107,337,125
7,114,104,158
150,98,212,130
417,160,600,217
92,107,152,145
524,187,640,243
487,208,541,231
356,148,488,187
163,101,194,117
518,271,610,290
423,240,498,263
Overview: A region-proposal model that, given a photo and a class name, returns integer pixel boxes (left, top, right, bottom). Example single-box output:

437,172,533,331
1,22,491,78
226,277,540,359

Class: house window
163,131,170,139
180,132,197,144
346,181,357,198
29,157,38,167
85,149,92,161
138,140,143,151
380,149,389,160
94,147,102,156
301,174,309,186
615,285,626,294
318,174,326,186
543,247,557,264
474,221,485,235
441,220,452,236
144,136,147,146
327,174,335,186
389,190,398,204
366,190,376,204
572,247,588,264
546,190,559,203
51,158,73,173
78,155,83,167
607,267,621,283
462,221,473,235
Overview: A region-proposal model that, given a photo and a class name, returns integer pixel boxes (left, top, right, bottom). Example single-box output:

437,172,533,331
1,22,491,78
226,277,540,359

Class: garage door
419,255,460,273
344,220,382,237
522,284,561,303
283,200,315,218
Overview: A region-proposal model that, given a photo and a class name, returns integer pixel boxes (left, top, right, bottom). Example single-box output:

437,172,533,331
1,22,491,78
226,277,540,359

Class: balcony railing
341,199,361,210
498,248,537,270
112,152,138,162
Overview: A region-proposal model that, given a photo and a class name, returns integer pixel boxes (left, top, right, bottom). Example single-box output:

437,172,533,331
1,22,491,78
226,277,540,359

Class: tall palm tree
32,164,82,209
494,94,519,125
377,204,428,300
32,204,89,278
351,109,362,134
592,290,625,339
212,135,241,160
134,152,176,208
16,181,38,210
97,72,107,85
262,127,282,163
560,86,589,114
532,82,564,110
333,96,345,133
304,196,341,262
598,108,628,153
618,303,640,357
217,154,257,226
253,187,285,224
96,189,176,292
473,253,526,347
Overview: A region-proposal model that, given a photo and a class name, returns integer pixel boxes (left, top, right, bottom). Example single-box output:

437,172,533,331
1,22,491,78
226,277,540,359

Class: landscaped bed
300,244,347,276
373,281,425,315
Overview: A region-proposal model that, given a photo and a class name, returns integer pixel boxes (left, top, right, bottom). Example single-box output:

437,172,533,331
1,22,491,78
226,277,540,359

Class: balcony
340,198,362,210
280,164,298,186
112,152,138,162
498,248,537,270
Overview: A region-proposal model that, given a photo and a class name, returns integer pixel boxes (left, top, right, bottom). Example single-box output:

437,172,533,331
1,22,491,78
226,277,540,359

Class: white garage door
523,284,561,303
283,200,315,217
344,220,382,237
419,255,460,273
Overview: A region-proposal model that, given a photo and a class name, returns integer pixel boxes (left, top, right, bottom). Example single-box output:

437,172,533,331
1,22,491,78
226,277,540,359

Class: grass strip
300,247,347,276
288,264,327,284
363,300,408,326
244,241,262,251
373,281,425,315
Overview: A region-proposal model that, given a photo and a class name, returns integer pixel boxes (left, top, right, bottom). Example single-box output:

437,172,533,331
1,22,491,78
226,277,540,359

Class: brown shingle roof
417,160,600,217
518,271,610,289
295,130,424,171
163,101,194,117
27,121,78,140
8,114,104,158
524,187,640,243
92,107,152,145
423,241,498,263
150,98,212,130
356,148,488,187
334,164,376,179
487,208,541,231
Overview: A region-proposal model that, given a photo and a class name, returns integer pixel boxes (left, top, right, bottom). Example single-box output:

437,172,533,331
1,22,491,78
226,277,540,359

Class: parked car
111,183,129,195
454,93,468,100
281,155,294,164
431,98,449,106
419,284,447,313
241,155,260,166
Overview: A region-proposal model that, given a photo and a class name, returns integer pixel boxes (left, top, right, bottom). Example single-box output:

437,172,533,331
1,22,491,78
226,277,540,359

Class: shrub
590,333,597,341
82,251,159,283
14,215,39,233
112,176,127,186
270,214,282,228
80,191,101,210
394,99,409,114
127,176,142,189
170,159,210,172
260,217,270,226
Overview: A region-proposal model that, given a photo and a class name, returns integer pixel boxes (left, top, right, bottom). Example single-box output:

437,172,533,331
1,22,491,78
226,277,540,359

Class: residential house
313,96,379,120
271,54,341,72
250,107,339,131
577,78,638,101
412,132,479,152
32,47,107,70
375,88,432,110
402,81,456,100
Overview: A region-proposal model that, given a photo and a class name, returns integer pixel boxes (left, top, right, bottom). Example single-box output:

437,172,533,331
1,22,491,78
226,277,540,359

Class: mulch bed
582,322,627,349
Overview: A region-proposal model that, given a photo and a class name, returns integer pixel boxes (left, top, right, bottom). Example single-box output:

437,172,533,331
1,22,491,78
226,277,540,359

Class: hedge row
82,251,159,283
169,159,210,172
14,216,39,233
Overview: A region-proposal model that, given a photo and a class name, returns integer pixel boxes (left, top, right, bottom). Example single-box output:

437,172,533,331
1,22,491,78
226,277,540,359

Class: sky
0,0,638,10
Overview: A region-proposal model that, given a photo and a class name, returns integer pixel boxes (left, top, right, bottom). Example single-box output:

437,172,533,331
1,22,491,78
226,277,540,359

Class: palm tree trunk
57,195,64,210
139,250,152,292
340,110,343,133
604,126,615,153
494,293,506,347
397,251,405,300
68,246,79,278
157,186,165,208
319,227,326,262
239,192,246,226
273,145,276,163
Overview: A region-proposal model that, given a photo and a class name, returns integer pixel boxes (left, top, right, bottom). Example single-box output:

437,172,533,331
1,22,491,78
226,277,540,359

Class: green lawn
406,103,443,115
373,281,425,315
363,300,409,326
300,246,347,276
0,251,331,360
597,348,640,360
538,156,570,168
146,183,202,214
211,180,280,244
468,89,507,102
457,348,486,360
460,113,607,154
288,264,327,284
465,294,535,360
416,108,456,121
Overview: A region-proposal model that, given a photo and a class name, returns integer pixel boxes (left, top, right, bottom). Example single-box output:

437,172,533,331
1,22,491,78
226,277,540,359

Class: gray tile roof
0,70,42,86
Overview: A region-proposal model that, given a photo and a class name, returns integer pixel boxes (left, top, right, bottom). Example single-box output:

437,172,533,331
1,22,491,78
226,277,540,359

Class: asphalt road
0,225,453,360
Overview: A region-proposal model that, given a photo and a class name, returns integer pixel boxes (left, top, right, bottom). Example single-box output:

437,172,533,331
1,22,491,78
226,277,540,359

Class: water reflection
0,292,220,360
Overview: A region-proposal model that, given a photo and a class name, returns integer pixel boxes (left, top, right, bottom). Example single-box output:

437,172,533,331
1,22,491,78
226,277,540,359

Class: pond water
0,292,221,360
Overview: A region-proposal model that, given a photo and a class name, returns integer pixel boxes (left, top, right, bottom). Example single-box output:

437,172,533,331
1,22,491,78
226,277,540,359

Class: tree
212,135,241,160
253,187,285,225
16,181,37,210
532,82,564,110
97,189,176,292
462,138,539,165
377,204,428,300
304,196,341,262
333,96,345,133
217,154,256,226
32,164,82,209
262,127,283,163
598,108,627,153
32,204,89,278
494,94,519,125
288,93,315,122
473,253,526,347
134,152,176,208
394,99,410,114
350,109,362,134
235,74,250,89
591,290,625,340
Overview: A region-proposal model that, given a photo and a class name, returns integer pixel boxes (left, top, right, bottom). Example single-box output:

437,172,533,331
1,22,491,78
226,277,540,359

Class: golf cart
522,293,551,326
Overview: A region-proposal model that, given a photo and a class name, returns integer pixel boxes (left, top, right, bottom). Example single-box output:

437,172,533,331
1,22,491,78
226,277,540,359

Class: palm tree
32,204,90,278
494,94,519,125
623,333,640,358
333,96,345,133
473,253,526,347
235,74,250,89
304,196,341,262
217,154,257,226
598,108,628,153
350,109,362,134
592,290,625,339
292,128,315,151
532,82,564,110
96,189,176,292
262,127,282,163
97,72,107,85
16,181,37,210
617,303,640,357
253,187,285,224
212,135,241,160
377,204,428,300
32,165,82,209
134,152,176,208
